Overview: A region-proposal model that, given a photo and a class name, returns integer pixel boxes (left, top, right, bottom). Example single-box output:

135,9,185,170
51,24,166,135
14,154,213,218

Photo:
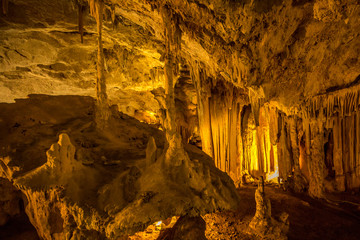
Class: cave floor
0,211,39,240
204,185,360,240
2,185,358,240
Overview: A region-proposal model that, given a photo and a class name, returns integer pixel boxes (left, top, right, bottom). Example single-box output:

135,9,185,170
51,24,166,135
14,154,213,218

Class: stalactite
308,121,325,198
333,116,345,191
303,84,360,120
356,111,360,177
236,102,243,184
160,5,189,167
303,117,311,156
229,101,239,180
206,81,247,179
88,0,97,18
190,62,214,158
194,76,359,194
259,107,275,178
288,117,299,170
174,65,199,144
78,3,85,43
87,0,110,128
241,106,252,175
277,114,292,180
249,88,265,126
111,5,116,29
2,0,8,15
161,5,180,134
347,115,355,188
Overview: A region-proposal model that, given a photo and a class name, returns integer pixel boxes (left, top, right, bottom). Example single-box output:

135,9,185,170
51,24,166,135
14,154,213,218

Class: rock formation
1,0,360,239
248,177,289,240
0,95,239,239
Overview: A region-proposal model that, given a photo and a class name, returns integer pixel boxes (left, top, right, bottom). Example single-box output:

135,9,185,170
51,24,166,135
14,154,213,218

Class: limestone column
161,6,189,166
308,120,325,198
333,116,345,191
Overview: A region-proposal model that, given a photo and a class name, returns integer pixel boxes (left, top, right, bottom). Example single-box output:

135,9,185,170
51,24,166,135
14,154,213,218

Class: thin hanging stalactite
88,0,110,128
111,4,116,30
2,0,8,15
161,5,189,167
78,3,85,43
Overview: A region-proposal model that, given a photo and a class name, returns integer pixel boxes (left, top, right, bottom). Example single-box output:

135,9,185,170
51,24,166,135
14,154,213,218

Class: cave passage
1,0,360,239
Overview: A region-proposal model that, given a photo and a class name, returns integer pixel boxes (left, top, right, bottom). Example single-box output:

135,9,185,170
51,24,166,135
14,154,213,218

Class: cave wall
303,86,360,192
0,0,165,124
191,71,360,194
167,0,360,194
1,0,360,197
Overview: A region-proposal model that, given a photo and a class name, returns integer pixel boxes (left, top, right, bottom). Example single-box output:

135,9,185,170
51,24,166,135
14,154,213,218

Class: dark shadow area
0,199,39,240
205,185,360,240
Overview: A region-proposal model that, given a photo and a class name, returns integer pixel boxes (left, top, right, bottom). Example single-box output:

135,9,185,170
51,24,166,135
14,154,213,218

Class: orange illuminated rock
0,95,240,239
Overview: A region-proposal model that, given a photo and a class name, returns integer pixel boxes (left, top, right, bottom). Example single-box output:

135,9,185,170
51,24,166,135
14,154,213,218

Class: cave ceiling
1,0,360,111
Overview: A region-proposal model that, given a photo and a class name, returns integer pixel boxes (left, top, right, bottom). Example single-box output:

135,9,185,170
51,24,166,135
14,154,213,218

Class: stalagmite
248,177,289,239
249,177,271,234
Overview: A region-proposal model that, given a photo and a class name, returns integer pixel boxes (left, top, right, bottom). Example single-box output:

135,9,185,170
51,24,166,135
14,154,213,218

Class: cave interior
1,0,360,239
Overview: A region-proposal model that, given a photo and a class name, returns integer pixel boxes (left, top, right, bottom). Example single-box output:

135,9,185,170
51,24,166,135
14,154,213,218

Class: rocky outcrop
0,95,240,239
15,133,82,188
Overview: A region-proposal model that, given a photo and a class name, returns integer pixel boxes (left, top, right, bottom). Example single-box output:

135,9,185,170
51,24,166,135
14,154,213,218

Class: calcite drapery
191,64,360,195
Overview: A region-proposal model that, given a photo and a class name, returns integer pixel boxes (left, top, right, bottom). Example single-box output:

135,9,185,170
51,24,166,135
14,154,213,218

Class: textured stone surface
0,95,240,239
248,181,289,240
1,0,360,238
157,216,207,240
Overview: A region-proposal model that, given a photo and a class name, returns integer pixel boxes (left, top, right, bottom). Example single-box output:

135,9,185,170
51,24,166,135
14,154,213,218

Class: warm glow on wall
266,168,279,181
250,130,259,171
